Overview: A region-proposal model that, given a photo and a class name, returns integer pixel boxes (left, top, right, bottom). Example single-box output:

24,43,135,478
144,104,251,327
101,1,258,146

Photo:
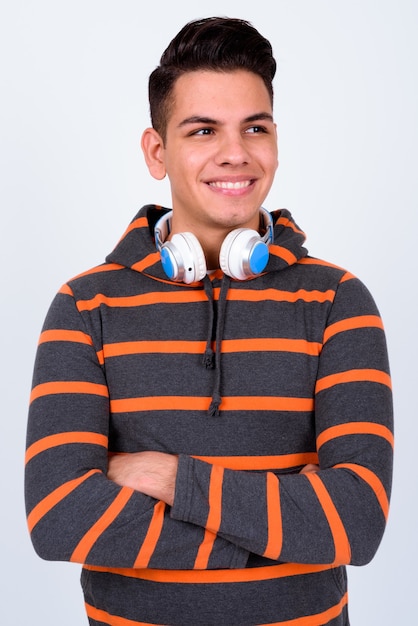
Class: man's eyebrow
178,116,218,128
243,112,274,124
177,112,274,128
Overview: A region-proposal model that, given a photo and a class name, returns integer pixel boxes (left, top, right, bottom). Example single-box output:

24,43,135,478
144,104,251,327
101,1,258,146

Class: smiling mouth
208,180,253,190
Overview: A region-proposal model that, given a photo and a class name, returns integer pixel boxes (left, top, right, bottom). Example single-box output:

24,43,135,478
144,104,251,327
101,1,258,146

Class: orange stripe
205,396,314,412
118,216,148,242
317,422,394,450
111,396,209,413
27,469,100,532
269,244,298,265
58,283,73,295
25,431,108,464
38,329,93,346
103,338,321,358
76,287,336,311
323,315,384,343
77,290,208,311
298,258,354,281
193,453,319,471
66,263,124,282
118,217,148,243
104,340,207,357
264,472,282,559
110,396,314,414
85,602,154,625
102,337,321,361
111,216,149,250
223,337,321,355
134,501,166,568
276,215,306,237
208,269,223,281
83,561,334,584
306,473,351,565
132,251,161,272
228,288,335,304
71,488,134,563
334,463,390,520
140,273,203,288
340,271,355,283
194,465,224,569
30,380,109,403
265,592,348,625
85,594,347,626
315,368,392,393
298,257,355,281
298,257,343,270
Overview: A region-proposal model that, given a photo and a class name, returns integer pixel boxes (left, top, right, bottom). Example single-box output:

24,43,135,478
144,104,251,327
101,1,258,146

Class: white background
1,1,416,623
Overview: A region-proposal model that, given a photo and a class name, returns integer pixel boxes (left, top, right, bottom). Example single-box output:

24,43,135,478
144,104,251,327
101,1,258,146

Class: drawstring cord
202,275,215,369
207,275,230,417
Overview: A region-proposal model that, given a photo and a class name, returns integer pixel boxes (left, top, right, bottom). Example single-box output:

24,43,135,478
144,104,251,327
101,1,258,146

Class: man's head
141,18,279,254
148,17,276,142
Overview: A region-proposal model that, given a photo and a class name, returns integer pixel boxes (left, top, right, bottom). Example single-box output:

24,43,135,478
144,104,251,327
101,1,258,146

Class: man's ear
141,128,167,180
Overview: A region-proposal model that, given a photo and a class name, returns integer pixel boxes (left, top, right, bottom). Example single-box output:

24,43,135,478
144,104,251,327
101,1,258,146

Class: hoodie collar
106,204,308,278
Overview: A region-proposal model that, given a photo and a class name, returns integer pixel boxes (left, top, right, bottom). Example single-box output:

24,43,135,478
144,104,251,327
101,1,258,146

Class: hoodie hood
106,204,308,278
106,204,308,416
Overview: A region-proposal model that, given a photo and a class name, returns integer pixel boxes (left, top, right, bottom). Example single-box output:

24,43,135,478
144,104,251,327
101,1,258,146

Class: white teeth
209,180,251,189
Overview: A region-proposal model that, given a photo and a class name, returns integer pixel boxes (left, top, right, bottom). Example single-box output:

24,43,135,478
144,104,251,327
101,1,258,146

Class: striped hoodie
25,205,393,626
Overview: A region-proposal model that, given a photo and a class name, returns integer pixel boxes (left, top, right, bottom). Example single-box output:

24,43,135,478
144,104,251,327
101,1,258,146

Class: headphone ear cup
160,232,207,284
219,228,270,280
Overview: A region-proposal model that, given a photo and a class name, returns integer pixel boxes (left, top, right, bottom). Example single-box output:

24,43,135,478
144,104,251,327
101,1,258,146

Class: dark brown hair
148,17,276,141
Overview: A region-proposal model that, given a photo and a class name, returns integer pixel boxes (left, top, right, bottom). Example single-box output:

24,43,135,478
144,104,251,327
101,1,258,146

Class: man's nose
215,132,251,166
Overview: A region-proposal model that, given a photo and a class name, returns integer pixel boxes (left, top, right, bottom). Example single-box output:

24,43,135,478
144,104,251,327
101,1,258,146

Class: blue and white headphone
154,207,273,284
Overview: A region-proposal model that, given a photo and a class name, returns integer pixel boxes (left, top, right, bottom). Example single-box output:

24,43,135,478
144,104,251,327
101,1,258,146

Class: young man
25,17,393,626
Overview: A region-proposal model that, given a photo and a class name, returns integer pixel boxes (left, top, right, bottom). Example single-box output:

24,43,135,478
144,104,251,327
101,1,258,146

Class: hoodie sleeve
25,287,249,570
170,275,394,566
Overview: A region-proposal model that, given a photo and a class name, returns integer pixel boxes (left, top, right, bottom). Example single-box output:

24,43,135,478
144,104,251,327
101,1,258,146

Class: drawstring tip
208,396,221,417
202,349,215,369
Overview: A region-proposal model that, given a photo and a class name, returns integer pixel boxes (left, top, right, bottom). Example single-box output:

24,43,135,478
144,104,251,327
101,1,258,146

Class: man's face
150,70,278,238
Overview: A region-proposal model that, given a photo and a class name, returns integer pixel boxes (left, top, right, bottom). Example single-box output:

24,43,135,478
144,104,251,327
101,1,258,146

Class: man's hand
299,464,320,474
107,451,178,506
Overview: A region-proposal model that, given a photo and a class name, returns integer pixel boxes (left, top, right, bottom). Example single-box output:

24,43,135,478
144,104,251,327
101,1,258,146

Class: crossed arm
107,451,319,506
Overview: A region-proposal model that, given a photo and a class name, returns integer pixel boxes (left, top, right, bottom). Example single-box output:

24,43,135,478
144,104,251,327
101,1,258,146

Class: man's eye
245,126,267,134
193,128,214,136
